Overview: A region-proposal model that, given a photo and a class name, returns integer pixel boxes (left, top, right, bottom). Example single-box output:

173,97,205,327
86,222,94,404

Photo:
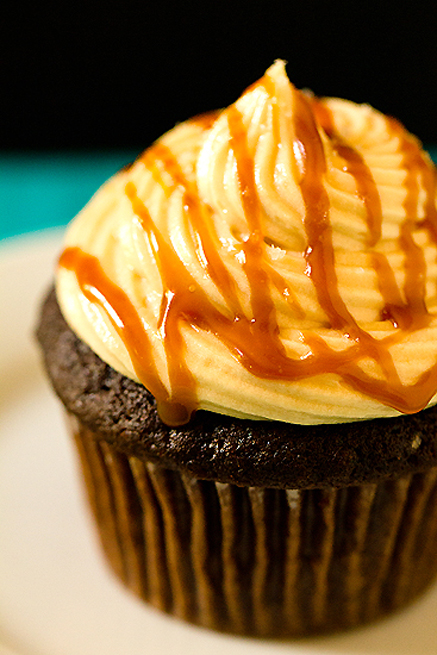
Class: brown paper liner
67,412,437,637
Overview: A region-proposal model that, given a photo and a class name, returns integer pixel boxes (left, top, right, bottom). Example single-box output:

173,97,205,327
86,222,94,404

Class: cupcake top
56,60,437,426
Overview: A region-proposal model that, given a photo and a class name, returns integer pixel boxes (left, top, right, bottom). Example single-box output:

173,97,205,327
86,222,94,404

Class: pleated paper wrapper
68,412,437,637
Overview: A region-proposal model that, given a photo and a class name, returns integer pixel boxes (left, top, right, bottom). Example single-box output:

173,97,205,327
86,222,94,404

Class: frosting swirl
56,60,437,425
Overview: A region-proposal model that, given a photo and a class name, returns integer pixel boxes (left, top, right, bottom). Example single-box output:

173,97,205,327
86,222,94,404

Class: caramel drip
293,91,352,332
289,90,408,401
223,92,437,412
372,253,416,330
291,92,396,367
125,181,200,424
58,246,169,405
312,99,432,334
387,117,433,329
291,94,437,410
140,140,244,317
226,105,286,351
225,100,403,401
59,87,437,422
311,99,382,247
124,180,334,381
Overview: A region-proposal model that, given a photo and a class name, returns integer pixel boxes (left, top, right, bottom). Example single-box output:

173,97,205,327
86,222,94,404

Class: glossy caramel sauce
59,80,437,424
58,246,169,404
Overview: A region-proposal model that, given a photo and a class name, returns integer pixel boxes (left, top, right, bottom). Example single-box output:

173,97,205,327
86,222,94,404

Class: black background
2,2,437,151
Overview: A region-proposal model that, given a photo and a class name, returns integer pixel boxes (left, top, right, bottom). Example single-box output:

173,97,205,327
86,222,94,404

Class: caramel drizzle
140,140,244,318
58,246,169,404
311,99,383,247
125,174,347,380
312,99,430,332
387,117,435,328
59,86,437,422
288,91,437,410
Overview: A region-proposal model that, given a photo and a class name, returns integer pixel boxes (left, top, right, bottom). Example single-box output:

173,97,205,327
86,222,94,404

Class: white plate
2,231,437,655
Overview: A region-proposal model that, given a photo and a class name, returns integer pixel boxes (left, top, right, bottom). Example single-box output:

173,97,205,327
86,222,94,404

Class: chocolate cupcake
36,61,437,636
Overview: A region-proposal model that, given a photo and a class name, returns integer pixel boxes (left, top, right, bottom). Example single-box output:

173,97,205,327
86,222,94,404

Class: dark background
2,2,437,152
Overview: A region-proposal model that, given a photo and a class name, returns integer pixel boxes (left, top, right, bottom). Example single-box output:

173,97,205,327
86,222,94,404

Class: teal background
0,148,436,242
0,151,136,242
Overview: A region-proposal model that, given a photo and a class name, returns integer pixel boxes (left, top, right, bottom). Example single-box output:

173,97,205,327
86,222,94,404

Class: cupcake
36,60,437,637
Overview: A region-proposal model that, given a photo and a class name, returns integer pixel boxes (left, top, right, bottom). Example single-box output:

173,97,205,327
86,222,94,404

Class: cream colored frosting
56,60,437,425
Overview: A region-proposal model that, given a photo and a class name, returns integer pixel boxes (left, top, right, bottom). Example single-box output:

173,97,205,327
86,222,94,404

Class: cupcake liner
67,411,437,637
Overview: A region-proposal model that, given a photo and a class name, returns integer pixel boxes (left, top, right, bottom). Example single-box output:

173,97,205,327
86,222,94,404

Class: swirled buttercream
56,60,437,425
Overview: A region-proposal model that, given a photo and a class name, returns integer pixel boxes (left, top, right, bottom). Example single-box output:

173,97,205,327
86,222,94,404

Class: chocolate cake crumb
36,287,437,490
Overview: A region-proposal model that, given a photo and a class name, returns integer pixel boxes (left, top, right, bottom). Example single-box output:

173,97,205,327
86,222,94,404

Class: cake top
56,60,437,426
